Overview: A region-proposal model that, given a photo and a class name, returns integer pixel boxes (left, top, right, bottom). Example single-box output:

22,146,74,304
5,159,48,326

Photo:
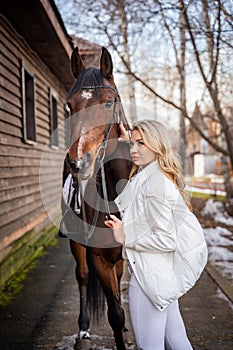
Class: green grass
188,191,226,202
0,258,38,306
0,231,58,307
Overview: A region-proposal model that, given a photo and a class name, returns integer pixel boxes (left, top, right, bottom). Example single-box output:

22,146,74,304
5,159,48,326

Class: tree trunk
118,0,137,123
221,155,233,215
179,9,187,174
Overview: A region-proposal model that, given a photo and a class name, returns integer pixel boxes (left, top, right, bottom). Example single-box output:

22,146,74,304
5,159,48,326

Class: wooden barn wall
0,15,69,267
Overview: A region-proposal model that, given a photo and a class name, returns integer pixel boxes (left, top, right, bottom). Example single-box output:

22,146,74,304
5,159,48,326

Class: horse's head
66,47,125,181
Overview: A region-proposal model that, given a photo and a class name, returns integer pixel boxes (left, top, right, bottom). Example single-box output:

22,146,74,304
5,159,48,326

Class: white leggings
128,273,193,350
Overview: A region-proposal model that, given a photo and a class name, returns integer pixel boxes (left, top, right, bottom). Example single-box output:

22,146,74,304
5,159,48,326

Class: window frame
49,88,59,149
21,61,36,144
64,104,71,149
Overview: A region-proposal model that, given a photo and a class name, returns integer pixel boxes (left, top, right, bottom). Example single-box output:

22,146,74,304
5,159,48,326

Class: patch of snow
202,199,233,226
204,227,233,246
204,226,233,283
207,246,233,262
55,334,77,349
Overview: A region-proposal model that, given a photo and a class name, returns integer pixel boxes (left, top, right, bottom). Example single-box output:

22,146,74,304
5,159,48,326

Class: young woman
105,120,207,350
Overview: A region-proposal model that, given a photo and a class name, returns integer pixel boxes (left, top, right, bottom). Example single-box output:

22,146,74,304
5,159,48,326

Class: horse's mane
67,67,103,99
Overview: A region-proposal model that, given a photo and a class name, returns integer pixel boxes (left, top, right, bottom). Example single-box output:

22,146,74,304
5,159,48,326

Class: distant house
186,104,222,176
0,0,100,291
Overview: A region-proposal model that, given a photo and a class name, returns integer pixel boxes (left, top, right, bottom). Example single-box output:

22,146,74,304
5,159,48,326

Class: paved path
0,238,232,350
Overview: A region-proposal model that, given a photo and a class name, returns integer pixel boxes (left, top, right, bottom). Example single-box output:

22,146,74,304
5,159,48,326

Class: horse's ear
100,47,113,79
71,47,86,79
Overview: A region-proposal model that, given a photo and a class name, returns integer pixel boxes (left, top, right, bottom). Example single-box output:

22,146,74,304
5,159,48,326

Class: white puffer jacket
115,161,208,311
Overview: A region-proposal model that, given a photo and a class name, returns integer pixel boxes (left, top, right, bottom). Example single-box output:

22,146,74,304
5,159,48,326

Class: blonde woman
105,120,207,350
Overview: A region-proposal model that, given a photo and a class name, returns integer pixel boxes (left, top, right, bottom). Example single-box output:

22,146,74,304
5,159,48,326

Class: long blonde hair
130,120,192,210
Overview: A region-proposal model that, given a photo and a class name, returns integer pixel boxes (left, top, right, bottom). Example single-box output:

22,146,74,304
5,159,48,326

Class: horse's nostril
79,153,92,169
85,153,92,166
66,152,92,176
66,153,79,171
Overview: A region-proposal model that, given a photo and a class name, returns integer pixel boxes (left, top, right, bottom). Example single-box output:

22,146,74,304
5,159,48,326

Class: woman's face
130,130,156,167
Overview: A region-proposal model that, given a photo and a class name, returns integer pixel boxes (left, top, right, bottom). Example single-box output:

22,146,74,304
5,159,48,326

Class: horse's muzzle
66,152,92,180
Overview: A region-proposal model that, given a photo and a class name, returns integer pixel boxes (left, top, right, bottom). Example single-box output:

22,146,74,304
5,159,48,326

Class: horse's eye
105,101,113,110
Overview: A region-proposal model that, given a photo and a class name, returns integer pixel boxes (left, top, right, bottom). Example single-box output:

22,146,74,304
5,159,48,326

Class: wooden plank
36,132,51,144
0,75,20,98
36,115,50,131
36,120,50,136
0,40,20,68
36,92,49,110
0,211,51,253
0,178,38,197
0,207,48,241
0,121,22,139
0,98,21,118
0,52,20,77
0,144,43,159
0,19,21,58
0,88,21,108
4,142,59,156
0,155,40,167
1,199,60,231
0,120,22,138
0,132,49,152
36,78,50,95
36,104,50,119
0,66,20,87
0,166,39,179
0,191,42,218
0,167,41,180
0,110,21,128
0,182,40,201
0,133,22,148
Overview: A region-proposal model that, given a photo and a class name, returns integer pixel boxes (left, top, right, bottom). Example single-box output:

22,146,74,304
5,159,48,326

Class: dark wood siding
0,16,69,259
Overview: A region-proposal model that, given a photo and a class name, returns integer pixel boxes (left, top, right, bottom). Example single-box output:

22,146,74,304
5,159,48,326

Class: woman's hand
118,123,131,142
104,214,125,245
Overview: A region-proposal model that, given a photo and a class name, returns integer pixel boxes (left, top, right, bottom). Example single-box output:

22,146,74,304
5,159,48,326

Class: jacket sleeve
124,194,177,253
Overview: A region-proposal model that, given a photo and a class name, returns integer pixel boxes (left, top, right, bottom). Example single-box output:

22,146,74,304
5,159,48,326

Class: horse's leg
116,259,124,299
116,259,129,333
69,240,91,349
92,248,126,350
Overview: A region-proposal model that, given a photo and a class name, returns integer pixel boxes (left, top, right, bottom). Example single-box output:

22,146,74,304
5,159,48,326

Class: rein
68,84,128,243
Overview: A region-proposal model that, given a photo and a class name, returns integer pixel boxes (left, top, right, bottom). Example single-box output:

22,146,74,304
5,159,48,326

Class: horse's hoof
74,337,91,350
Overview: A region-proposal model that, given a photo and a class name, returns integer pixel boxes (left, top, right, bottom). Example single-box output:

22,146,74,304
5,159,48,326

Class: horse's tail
86,248,105,320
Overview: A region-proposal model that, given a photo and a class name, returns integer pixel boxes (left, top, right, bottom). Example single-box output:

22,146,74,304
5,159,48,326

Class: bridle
66,84,127,165
65,84,129,243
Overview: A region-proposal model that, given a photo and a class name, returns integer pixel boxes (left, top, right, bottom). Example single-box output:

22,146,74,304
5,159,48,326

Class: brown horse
59,47,132,349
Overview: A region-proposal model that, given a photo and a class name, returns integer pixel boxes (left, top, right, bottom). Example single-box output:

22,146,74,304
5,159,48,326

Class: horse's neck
104,142,132,200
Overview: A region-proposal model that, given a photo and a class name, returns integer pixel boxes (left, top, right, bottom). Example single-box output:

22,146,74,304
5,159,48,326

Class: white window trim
49,88,59,149
21,61,36,145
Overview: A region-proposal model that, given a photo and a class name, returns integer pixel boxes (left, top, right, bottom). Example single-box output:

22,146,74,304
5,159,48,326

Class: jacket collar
115,161,159,211
138,160,159,178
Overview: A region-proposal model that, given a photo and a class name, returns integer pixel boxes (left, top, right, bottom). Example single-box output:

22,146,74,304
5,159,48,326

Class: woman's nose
130,145,137,153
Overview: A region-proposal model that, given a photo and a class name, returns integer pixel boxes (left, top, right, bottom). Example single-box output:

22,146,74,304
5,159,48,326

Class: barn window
22,64,36,143
65,104,71,149
50,89,58,147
